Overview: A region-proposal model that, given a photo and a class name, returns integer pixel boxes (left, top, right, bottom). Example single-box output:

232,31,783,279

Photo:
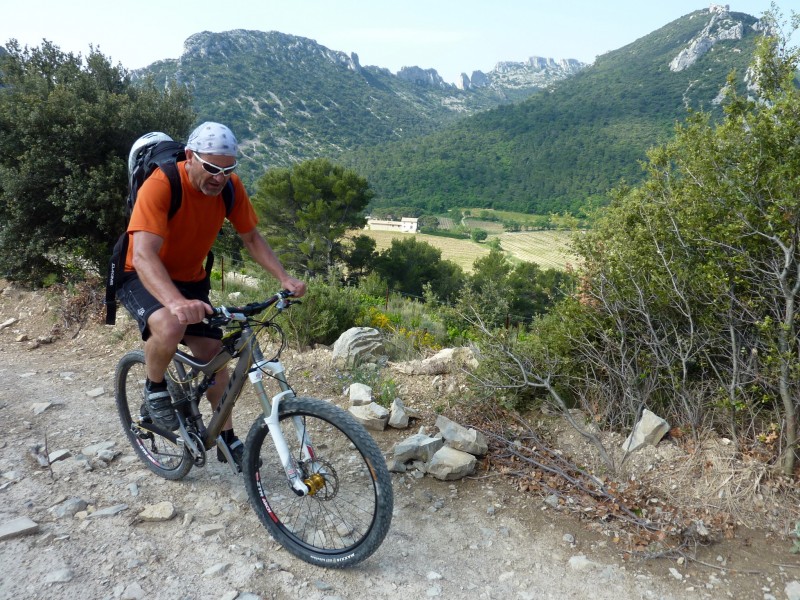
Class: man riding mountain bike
117,121,306,470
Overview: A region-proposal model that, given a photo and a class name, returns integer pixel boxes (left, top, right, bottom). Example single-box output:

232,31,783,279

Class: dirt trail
0,285,798,600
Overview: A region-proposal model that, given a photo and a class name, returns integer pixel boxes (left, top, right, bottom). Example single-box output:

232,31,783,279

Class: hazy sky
1,1,788,84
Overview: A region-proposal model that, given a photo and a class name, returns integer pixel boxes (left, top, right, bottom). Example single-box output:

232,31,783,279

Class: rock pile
389,416,488,481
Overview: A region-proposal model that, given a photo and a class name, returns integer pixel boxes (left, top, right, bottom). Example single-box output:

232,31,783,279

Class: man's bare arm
239,228,307,297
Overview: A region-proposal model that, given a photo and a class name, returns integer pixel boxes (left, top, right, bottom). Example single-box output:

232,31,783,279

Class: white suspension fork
249,360,310,495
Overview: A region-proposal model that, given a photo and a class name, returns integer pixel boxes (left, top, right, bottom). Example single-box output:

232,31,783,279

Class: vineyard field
498,231,579,270
359,230,489,272
356,229,580,272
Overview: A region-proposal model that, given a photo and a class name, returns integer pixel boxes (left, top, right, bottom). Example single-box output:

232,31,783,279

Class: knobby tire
114,350,193,480
243,397,393,568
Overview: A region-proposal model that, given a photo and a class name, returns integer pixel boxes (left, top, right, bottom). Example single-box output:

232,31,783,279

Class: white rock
203,562,231,577
425,446,476,481
44,568,74,583
622,409,670,452
82,441,115,456
348,382,373,406
567,555,596,571
120,582,146,600
786,580,800,600
31,402,52,415
349,402,390,431
138,502,176,522
0,317,18,329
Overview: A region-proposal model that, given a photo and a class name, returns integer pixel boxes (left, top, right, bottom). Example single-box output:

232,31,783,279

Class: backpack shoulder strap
222,179,235,217
159,161,183,220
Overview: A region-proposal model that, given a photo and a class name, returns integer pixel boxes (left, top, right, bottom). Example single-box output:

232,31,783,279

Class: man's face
186,149,237,196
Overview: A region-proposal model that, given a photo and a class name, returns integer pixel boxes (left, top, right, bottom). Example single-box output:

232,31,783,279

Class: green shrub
280,274,367,348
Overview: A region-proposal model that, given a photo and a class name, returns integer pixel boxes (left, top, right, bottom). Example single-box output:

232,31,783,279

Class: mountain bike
114,290,393,568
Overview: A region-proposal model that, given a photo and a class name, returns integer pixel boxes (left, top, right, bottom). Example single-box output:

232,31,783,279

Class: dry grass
358,230,490,273
355,229,580,272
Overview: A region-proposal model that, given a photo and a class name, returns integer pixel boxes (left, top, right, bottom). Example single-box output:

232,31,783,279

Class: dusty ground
2,282,800,600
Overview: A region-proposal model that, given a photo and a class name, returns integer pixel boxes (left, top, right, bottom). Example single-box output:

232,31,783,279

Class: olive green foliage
0,40,194,285
342,234,377,282
252,158,372,276
503,16,800,471
278,272,371,348
462,248,575,328
345,10,764,217
374,237,465,302
470,228,488,242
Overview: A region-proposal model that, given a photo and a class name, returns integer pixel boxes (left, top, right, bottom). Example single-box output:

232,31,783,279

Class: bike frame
162,311,313,495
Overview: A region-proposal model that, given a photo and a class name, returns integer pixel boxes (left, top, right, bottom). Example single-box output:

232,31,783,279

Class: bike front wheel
243,397,393,568
115,350,193,480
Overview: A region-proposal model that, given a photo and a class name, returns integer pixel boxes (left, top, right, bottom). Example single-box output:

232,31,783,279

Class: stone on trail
389,398,410,429
51,497,88,519
394,433,445,463
48,449,71,463
137,501,176,522
425,446,477,481
82,441,116,457
120,582,146,600
349,402,390,431
435,415,488,456
348,382,373,406
31,402,53,415
0,516,39,541
44,568,74,584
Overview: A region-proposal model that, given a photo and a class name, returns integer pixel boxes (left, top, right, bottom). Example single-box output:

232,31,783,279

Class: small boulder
349,402,390,431
394,434,445,463
426,446,477,481
332,327,385,368
436,415,488,456
348,382,373,406
392,347,478,375
388,398,410,429
622,409,670,453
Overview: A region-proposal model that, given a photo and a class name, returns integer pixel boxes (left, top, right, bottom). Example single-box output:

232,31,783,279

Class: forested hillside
343,9,764,216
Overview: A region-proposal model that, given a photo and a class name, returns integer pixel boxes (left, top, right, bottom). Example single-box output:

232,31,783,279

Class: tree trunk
779,294,797,475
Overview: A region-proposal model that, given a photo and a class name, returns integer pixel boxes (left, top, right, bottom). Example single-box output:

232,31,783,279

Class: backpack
104,134,235,325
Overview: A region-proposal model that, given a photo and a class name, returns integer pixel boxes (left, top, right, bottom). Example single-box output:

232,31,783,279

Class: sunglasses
194,153,238,176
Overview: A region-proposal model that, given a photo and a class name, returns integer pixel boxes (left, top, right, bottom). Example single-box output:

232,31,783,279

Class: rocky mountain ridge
669,3,767,72
138,28,584,180
176,28,585,93
136,6,768,212
459,56,586,91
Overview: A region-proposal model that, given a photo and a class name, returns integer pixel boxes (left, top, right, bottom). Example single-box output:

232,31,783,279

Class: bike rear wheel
115,350,193,480
243,397,393,568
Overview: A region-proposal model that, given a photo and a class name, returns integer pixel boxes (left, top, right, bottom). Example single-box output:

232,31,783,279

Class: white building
365,217,418,233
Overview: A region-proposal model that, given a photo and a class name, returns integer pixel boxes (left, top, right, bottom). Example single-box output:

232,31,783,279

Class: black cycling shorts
117,273,222,341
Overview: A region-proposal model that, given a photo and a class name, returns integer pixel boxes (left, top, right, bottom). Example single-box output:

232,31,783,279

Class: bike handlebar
206,290,295,327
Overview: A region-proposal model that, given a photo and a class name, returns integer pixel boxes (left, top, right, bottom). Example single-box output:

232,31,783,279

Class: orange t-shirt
124,161,258,282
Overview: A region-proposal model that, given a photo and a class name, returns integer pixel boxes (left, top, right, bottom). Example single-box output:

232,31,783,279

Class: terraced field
357,229,579,272
498,230,580,270
360,230,490,272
